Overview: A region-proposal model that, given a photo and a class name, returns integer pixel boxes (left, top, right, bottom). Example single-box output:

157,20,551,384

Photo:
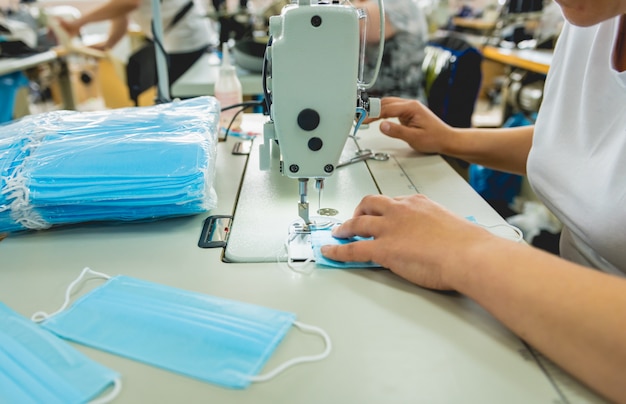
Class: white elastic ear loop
31,267,111,323
282,218,316,275
478,222,524,243
249,321,332,383
283,218,340,275
284,233,316,275
90,378,122,404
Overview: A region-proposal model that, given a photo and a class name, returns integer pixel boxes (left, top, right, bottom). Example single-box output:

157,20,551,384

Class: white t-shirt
132,0,215,54
527,17,626,274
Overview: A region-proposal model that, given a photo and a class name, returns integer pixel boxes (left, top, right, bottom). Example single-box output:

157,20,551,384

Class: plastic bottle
214,43,243,130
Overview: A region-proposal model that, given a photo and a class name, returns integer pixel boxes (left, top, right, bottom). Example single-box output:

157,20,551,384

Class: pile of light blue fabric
0,97,219,234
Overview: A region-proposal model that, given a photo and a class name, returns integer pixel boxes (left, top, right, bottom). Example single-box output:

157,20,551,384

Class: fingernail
320,246,329,254
380,122,390,132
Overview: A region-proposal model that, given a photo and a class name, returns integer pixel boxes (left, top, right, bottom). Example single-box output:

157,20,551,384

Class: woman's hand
366,97,458,155
320,194,494,290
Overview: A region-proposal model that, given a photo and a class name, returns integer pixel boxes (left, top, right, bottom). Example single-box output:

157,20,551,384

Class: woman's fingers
320,238,377,264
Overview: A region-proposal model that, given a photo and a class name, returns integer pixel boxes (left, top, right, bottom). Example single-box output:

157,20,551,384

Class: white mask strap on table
90,378,122,404
249,321,332,383
476,222,524,243
284,232,316,275
283,218,340,274
31,267,111,322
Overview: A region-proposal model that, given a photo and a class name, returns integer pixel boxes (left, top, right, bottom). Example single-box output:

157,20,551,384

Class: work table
0,115,601,403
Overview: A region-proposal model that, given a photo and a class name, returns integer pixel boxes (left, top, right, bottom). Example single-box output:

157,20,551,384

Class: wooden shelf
482,45,552,75
452,17,497,31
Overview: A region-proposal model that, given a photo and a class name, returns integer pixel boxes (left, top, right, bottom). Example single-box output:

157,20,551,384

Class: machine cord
221,100,264,140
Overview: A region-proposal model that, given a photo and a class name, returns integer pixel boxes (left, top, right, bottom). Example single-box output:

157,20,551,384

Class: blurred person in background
356,0,428,101
58,0,216,102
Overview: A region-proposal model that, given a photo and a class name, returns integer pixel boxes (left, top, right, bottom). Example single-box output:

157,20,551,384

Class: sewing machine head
260,0,380,226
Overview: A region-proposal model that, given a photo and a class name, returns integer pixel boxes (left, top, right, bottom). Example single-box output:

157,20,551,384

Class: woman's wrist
440,228,502,293
439,126,465,157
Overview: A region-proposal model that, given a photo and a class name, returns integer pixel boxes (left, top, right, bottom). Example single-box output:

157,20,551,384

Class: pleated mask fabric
0,302,121,404
34,269,332,389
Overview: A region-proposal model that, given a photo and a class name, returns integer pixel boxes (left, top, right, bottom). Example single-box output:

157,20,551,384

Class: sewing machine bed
225,139,380,263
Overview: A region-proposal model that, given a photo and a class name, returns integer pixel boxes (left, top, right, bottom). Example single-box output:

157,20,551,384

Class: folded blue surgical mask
33,268,331,389
311,227,382,269
309,217,523,270
0,302,121,404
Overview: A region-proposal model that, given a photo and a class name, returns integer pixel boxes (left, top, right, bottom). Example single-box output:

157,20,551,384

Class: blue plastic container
0,72,29,123
469,113,536,204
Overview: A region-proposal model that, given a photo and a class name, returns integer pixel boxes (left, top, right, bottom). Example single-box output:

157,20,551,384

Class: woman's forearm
449,238,626,403
444,125,533,175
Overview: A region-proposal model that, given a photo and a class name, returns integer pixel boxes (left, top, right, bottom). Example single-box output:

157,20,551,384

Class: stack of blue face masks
0,97,219,233
0,126,29,233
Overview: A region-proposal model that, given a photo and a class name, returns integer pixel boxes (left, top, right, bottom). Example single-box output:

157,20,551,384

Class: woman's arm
445,125,533,175
455,233,626,404
321,194,626,404
370,97,533,175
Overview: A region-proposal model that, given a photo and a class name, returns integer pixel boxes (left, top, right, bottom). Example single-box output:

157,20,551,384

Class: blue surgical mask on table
33,268,332,389
0,302,121,404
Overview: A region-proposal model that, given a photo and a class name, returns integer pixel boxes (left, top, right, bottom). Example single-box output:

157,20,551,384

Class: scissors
336,150,390,168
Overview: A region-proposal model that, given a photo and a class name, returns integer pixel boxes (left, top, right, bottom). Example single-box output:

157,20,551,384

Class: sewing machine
222,0,391,263
259,0,381,228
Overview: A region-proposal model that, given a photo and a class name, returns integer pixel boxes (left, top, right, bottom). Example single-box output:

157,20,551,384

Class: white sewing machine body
261,0,361,179
259,0,383,227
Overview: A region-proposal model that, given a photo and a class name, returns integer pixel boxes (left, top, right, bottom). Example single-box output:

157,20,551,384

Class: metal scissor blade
336,151,373,168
